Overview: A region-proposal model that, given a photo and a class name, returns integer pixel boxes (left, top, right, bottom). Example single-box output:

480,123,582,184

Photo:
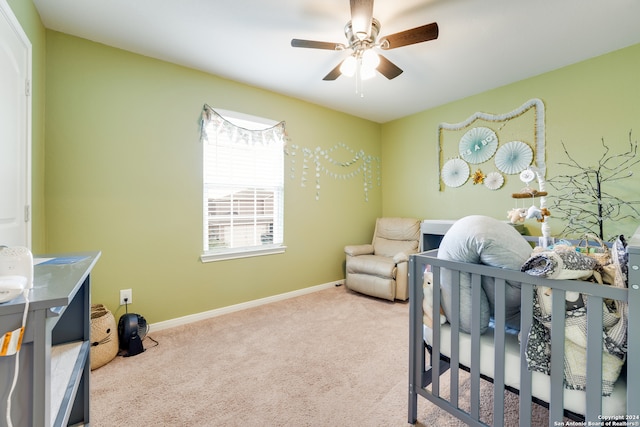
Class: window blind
201,106,285,257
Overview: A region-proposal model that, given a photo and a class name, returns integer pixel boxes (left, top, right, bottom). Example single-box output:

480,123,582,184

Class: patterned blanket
521,246,596,280
521,238,628,395
525,291,626,395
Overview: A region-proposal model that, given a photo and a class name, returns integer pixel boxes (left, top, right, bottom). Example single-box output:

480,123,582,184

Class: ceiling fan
291,0,439,82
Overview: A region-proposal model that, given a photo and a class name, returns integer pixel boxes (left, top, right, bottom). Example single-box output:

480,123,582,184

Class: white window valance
200,104,286,147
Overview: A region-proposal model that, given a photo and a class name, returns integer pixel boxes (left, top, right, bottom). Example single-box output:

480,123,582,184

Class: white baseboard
149,280,343,332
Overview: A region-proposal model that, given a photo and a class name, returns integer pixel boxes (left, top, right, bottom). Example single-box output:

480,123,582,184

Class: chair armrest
393,252,410,264
344,244,374,256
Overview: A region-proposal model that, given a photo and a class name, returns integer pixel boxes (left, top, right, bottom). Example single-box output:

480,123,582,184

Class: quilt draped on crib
522,237,628,395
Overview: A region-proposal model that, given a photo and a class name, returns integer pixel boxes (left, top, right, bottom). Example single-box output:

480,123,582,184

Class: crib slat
549,289,566,423
470,272,482,420
450,269,461,407
432,265,441,399
493,277,506,426
407,257,422,424
627,254,640,418
585,295,604,420
518,283,534,427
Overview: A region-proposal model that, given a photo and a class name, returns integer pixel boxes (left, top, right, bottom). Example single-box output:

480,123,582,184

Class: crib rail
408,227,640,426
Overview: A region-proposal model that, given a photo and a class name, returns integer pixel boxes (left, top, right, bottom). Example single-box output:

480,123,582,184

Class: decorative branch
548,131,640,239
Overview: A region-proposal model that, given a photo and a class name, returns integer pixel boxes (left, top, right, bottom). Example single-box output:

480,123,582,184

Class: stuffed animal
526,205,542,221
538,207,551,222
526,205,551,222
507,207,527,224
423,268,446,328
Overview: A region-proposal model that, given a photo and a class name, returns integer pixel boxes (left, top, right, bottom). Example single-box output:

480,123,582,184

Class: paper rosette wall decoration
484,171,504,190
437,99,545,192
441,158,470,188
459,127,498,164
519,169,536,184
494,140,533,174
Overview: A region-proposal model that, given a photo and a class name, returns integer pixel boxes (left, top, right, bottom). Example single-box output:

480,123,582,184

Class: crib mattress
423,324,627,417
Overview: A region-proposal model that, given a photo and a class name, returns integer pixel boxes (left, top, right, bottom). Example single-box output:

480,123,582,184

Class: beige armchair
344,217,421,301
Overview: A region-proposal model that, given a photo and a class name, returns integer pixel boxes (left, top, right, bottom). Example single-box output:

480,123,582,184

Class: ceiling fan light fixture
340,55,357,77
362,49,380,69
360,64,376,80
291,1,439,87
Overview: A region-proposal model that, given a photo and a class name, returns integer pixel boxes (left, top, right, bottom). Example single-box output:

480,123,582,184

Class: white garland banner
200,104,286,145
285,142,381,201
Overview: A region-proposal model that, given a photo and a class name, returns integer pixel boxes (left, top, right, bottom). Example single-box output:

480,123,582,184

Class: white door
0,0,31,248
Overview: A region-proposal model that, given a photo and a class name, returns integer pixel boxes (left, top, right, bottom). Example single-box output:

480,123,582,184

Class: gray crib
408,226,640,426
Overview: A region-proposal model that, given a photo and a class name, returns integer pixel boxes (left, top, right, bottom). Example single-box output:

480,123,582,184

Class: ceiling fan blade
350,0,374,39
380,22,439,50
377,55,403,80
291,39,344,50
323,62,343,81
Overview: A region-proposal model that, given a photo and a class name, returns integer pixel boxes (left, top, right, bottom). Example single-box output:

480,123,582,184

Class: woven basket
90,304,119,370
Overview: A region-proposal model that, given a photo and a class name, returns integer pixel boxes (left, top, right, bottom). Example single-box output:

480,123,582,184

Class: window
200,106,286,262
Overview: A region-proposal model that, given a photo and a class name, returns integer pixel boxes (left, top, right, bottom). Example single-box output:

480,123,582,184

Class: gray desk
0,252,100,426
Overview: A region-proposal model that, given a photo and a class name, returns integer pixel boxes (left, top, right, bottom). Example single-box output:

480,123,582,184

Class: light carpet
90,285,555,426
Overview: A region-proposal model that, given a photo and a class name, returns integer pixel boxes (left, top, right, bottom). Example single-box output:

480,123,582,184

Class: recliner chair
344,217,421,301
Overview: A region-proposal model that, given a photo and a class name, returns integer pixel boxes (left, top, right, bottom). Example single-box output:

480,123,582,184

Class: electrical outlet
119,289,132,305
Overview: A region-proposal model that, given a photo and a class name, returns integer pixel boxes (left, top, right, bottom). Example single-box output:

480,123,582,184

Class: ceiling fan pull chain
356,57,364,97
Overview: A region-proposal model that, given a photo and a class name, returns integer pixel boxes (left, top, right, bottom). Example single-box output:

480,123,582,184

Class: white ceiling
33,0,640,123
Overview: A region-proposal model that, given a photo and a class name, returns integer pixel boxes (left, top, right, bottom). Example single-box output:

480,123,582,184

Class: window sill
200,245,287,263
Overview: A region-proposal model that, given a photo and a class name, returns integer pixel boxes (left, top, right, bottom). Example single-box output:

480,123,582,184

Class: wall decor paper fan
484,171,504,190
291,0,439,81
494,141,533,174
459,127,498,164
441,158,469,188
519,169,536,184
